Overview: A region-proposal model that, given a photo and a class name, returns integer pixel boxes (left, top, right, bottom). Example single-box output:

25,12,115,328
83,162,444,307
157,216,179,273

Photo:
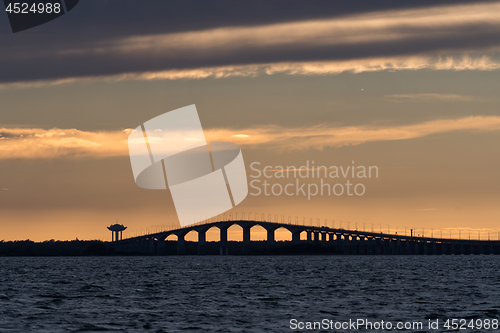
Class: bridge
109,217,500,255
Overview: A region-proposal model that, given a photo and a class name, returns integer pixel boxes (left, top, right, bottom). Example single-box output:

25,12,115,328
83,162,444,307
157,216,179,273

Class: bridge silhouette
109,216,500,255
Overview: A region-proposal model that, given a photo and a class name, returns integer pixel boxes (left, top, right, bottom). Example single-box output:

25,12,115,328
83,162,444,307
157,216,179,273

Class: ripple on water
0,256,499,332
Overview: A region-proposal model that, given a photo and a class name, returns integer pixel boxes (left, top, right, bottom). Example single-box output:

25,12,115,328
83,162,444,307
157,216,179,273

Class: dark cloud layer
4,0,485,35
0,0,499,84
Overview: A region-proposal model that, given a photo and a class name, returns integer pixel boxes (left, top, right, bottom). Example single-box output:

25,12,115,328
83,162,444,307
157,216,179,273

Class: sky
1,0,500,242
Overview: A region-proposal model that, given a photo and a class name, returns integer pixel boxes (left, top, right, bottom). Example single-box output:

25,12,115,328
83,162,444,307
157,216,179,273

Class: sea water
0,256,499,332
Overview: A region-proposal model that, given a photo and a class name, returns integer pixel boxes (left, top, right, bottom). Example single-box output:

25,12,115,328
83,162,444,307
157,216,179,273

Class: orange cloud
205,115,500,151
0,128,129,159
385,93,481,102
2,115,500,159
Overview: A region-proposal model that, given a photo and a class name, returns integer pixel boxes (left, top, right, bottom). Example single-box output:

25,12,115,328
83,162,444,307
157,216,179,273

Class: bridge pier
442,242,449,255
242,226,252,254
343,235,350,254
459,244,465,255
422,242,428,255
382,239,390,255
386,239,393,255
292,230,301,246
329,233,336,251
355,236,361,254
266,227,277,252
346,236,353,254
377,238,382,254
437,242,444,255
157,239,165,255
349,235,357,254
356,237,363,254
358,237,367,254
149,238,155,254
366,237,374,254
177,233,186,255
405,240,412,254
220,226,229,255
307,231,312,244
414,241,420,255
368,238,374,254
335,234,343,253
313,231,320,245
321,232,328,247
402,240,409,255
390,239,397,255
198,230,207,255
374,238,382,255
353,236,360,254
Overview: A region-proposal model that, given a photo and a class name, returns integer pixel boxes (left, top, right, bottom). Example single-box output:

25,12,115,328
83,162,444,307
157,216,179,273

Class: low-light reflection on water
0,256,499,332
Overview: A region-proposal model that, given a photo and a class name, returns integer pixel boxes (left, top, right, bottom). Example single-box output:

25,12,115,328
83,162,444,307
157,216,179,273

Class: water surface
0,256,499,332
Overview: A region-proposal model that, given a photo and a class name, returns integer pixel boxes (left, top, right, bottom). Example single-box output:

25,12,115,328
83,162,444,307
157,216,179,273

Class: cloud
205,115,500,151
2,2,500,86
3,115,500,159
100,2,500,56
1,55,499,90
0,128,128,159
385,93,481,102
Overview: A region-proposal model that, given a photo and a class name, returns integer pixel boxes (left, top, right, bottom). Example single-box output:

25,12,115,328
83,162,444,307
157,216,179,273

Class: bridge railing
119,212,500,242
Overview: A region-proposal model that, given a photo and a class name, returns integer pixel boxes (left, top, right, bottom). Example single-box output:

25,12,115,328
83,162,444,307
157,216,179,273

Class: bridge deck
107,220,500,255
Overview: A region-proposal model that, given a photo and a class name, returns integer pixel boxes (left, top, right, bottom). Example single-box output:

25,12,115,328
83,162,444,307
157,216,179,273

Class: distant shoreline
2,239,499,256
0,239,345,256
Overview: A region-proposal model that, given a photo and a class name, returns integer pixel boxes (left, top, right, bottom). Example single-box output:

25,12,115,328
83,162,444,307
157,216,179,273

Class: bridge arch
275,226,292,241
227,224,243,242
165,234,177,241
249,224,267,241
204,225,220,242
184,230,198,242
